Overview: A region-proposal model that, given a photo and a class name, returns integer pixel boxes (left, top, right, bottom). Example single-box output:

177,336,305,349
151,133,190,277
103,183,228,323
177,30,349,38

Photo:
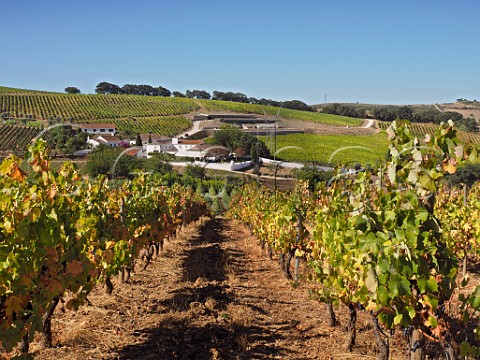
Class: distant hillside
0,86,364,132
438,101,480,122
0,86,52,94
201,100,362,127
313,102,479,134
1,86,479,163
0,85,367,156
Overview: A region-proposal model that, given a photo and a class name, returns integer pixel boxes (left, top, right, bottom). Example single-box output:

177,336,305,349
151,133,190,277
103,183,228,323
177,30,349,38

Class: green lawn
259,132,389,166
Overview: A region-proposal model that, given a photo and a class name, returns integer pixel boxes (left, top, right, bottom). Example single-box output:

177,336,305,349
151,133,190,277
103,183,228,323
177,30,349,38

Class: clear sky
1,0,478,104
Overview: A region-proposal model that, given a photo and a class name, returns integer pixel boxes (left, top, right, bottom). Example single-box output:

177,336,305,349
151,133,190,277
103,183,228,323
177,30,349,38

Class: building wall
82,127,116,136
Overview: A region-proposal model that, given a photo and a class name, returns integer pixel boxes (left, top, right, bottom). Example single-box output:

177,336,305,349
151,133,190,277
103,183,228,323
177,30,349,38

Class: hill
201,100,362,127
1,86,479,165
438,101,480,122
0,87,364,128
0,86,51,94
0,86,367,157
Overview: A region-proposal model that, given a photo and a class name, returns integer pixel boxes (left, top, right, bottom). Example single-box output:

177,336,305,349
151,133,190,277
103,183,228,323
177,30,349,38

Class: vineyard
2,121,480,359
77,116,192,137
378,121,480,144
229,121,480,359
0,125,53,156
0,91,364,128
0,117,192,156
0,93,199,121
0,140,209,356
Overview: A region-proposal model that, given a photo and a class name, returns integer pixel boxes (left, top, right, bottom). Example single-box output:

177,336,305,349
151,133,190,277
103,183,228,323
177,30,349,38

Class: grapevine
0,140,208,354
229,120,480,359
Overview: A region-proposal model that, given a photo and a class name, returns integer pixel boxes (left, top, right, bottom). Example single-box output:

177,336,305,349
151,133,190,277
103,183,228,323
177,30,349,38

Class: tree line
65,82,315,112
321,103,478,132
94,82,172,96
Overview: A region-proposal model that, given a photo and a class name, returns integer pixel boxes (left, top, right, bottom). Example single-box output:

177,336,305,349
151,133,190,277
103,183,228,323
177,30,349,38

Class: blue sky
1,0,478,104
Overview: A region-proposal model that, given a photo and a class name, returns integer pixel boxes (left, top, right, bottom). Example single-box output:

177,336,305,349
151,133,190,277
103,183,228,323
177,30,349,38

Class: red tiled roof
81,123,116,129
139,134,169,142
179,140,204,145
124,147,143,156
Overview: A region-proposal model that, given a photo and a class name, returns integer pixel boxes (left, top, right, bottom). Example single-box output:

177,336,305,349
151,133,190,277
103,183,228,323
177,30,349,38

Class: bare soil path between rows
32,217,408,360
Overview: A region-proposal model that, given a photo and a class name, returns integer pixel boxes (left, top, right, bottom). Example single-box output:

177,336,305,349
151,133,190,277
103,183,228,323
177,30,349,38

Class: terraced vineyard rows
0,93,200,121
77,116,193,137
378,121,480,143
0,125,52,155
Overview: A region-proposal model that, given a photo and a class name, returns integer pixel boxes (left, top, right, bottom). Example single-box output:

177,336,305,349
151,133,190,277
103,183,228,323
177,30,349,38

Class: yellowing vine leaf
442,158,457,174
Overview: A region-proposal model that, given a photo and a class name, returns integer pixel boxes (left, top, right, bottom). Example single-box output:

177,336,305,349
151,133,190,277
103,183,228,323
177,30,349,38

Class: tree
85,145,134,178
137,84,155,96
135,134,142,146
95,82,122,95
63,134,87,154
139,154,173,175
184,164,206,179
213,91,249,103
185,89,211,100
250,140,270,165
50,126,74,150
156,86,171,97
434,111,463,125
397,106,413,120
258,98,281,107
173,91,185,98
293,166,334,191
65,87,81,94
122,84,138,95
461,117,479,132
213,124,242,151
212,125,271,160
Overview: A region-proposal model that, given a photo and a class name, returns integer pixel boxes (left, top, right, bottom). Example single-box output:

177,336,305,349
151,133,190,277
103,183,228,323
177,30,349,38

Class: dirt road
31,217,408,359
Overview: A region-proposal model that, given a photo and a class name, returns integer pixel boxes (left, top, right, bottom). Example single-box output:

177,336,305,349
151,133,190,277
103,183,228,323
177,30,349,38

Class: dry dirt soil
277,118,378,136
26,217,411,360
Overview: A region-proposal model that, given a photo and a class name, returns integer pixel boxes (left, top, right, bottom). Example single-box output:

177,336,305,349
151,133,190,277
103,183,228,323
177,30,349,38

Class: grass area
259,132,389,166
3,119,45,127
201,100,363,126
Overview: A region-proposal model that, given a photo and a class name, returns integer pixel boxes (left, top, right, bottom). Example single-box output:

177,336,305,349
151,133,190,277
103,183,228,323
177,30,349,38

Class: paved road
177,120,202,138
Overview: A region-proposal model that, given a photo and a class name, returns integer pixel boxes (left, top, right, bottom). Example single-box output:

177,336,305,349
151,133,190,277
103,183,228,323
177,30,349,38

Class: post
294,209,302,282
119,197,126,283
463,183,468,277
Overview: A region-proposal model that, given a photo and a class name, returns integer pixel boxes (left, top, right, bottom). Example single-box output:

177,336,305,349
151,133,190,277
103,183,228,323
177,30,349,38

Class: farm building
145,137,228,159
123,147,143,158
79,123,116,136
87,134,122,148
129,134,170,146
